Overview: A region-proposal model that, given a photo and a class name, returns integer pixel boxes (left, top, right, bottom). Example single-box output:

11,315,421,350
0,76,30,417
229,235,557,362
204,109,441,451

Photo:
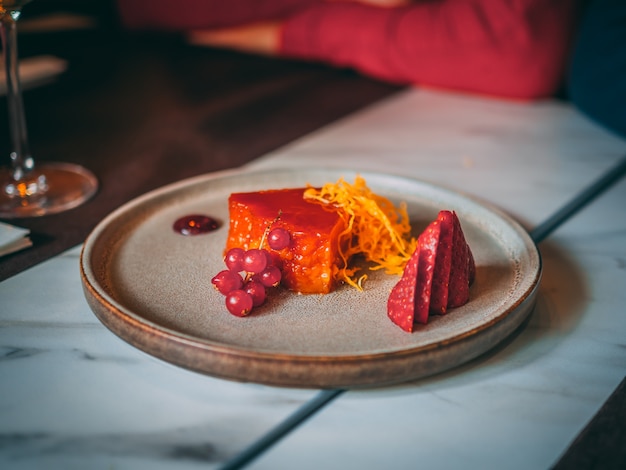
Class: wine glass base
0,162,98,218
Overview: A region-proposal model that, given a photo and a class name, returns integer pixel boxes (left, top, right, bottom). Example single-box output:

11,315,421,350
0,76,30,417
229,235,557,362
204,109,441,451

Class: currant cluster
212,226,291,316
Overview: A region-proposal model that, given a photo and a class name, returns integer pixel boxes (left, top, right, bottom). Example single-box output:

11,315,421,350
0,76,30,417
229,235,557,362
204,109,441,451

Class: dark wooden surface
0,2,401,281
552,376,626,470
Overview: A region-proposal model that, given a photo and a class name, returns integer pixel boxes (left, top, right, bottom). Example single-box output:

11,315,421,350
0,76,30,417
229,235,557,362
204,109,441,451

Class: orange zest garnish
304,175,417,290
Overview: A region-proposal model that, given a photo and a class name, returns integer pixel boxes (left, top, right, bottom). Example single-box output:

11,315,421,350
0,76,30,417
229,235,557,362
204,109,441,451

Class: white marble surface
2,88,626,469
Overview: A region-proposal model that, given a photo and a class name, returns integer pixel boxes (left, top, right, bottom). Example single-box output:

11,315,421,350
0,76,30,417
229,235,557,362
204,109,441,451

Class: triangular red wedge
414,220,440,324
429,211,454,314
387,217,441,332
387,246,420,332
387,210,476,332
447,211,474,308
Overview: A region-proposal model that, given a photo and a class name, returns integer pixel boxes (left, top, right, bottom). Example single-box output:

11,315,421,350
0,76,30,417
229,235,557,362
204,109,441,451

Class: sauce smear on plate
173,215,220,235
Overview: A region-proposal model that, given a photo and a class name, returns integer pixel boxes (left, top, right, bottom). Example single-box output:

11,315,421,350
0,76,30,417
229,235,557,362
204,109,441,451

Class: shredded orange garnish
304,175,417,290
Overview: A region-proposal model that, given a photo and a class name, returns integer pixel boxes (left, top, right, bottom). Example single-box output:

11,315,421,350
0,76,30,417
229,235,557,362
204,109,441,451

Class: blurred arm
279,0,577,99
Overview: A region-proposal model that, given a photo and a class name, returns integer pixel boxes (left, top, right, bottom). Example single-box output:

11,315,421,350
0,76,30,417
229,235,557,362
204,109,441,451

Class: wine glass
0,0,97,218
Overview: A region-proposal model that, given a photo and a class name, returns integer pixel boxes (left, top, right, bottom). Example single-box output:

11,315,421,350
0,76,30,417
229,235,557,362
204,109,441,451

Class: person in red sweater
117,0,578,100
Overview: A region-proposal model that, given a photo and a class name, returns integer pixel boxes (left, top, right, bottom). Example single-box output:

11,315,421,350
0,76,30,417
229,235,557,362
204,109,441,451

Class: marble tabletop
2,88,625,469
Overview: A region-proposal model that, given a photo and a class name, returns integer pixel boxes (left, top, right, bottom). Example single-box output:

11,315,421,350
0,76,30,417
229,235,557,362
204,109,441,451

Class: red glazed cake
225,188,347,294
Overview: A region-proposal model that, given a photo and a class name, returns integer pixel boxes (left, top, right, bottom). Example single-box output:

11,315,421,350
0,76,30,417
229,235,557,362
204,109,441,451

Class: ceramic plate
81,168,541,388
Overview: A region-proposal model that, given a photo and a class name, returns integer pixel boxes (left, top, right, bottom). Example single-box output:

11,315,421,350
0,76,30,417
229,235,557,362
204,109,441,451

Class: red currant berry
258,265,282,287
268,227,291,250
211,270,243,295
244,280,267,307
225,290,254,317
243,248,268,274
224,247,245,272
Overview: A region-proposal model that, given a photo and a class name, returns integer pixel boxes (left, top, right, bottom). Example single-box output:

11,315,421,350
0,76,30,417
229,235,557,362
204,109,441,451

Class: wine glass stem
1,8,33,182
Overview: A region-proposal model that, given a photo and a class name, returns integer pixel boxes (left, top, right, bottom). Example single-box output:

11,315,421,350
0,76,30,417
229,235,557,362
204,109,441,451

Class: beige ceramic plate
81,168,541,389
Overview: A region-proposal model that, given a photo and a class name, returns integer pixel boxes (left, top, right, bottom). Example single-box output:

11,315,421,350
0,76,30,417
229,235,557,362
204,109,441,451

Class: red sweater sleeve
280,1,577,99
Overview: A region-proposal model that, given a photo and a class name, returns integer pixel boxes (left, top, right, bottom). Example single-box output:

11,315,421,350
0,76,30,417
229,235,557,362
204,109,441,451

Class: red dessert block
226,188,347,294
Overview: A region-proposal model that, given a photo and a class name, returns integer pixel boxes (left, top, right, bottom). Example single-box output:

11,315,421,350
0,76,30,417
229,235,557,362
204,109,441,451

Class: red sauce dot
173,215,220,235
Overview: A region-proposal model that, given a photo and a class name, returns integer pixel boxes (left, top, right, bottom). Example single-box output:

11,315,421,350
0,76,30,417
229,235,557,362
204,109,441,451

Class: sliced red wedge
414,219,440,324
447,211,474,308
386,247,420,332
387,210,475,332
430,211,454,314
